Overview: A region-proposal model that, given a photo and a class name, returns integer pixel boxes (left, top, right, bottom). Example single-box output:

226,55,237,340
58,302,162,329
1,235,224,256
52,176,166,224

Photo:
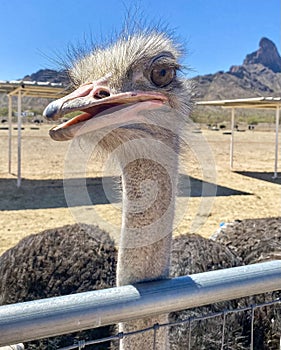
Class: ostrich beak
43,80,168,141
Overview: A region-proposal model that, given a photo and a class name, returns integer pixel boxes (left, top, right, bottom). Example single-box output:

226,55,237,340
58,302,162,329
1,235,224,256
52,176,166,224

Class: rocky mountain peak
22,69,70,85
243,37,281,73
195,37,281,100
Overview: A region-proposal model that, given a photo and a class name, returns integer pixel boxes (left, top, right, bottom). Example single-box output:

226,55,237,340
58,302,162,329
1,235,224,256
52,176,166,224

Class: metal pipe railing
0,261,281,346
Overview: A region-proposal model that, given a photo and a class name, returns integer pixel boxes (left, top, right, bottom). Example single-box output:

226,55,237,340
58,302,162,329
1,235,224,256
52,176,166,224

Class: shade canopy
0,80,70,98
196,97,281,178
3,80,71,187
196,96,281,109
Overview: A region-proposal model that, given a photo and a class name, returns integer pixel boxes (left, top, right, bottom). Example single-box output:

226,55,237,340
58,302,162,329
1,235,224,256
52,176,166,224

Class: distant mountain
194,37,281,100
22,69,70,85
243,37,281,73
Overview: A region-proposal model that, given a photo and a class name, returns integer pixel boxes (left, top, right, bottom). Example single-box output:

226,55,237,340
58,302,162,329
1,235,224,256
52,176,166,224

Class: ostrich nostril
94,89,111,99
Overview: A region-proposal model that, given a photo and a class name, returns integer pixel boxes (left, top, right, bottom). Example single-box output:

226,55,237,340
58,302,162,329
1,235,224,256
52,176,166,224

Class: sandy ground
0,124,280,255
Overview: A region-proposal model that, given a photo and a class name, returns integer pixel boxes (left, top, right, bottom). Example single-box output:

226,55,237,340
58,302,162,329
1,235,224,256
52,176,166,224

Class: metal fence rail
0,261,281,347
56,298,281,350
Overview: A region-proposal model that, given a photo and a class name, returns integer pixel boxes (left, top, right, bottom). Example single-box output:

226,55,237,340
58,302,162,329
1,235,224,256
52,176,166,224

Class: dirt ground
0,123,280,255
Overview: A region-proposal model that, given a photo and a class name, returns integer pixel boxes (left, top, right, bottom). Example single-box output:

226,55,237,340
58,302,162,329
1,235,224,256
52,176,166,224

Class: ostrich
43,28,193,349
0,224,117,350
213,217,281,265
169,233,244,350
213,217,281,349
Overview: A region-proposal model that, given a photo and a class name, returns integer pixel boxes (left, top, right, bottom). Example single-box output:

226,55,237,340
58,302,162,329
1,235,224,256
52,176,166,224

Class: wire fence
55,298,281,350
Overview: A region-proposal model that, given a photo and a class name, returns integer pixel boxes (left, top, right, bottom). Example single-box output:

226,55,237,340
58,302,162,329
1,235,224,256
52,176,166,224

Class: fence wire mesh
29,297,280,350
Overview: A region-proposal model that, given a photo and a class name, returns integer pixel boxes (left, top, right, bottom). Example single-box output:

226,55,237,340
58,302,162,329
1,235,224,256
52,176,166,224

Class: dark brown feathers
0,224,117,350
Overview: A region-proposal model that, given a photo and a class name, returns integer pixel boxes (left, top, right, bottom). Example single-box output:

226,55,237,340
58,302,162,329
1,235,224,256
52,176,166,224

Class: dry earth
0,123,280,255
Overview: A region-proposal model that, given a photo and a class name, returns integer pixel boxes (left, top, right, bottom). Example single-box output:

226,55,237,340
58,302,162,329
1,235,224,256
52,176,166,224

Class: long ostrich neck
117,128,179,349
117,158,177,284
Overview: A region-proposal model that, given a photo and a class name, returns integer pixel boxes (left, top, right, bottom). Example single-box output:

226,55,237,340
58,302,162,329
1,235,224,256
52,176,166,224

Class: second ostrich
44,29,192,349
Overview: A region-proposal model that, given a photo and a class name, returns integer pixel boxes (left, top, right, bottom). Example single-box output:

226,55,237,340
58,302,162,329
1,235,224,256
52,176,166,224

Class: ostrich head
43,30,193,146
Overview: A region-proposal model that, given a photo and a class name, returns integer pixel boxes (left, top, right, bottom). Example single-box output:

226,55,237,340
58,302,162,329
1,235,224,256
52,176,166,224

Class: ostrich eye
150,66,175,87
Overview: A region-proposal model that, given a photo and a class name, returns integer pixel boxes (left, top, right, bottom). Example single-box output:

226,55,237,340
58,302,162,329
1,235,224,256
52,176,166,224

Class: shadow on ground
236,171,281,185
0,174,251,211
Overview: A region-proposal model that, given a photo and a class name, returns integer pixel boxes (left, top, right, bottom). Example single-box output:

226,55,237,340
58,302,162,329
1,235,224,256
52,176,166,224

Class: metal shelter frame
0,81,70,187
3,90,281,185
196,97,281,178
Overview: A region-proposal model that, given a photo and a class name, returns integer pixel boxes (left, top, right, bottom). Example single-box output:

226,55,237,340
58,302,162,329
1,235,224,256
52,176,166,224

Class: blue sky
0,0,279,80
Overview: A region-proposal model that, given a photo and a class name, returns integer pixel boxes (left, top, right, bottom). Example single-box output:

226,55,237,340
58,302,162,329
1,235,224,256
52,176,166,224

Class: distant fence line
0,261,281,347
